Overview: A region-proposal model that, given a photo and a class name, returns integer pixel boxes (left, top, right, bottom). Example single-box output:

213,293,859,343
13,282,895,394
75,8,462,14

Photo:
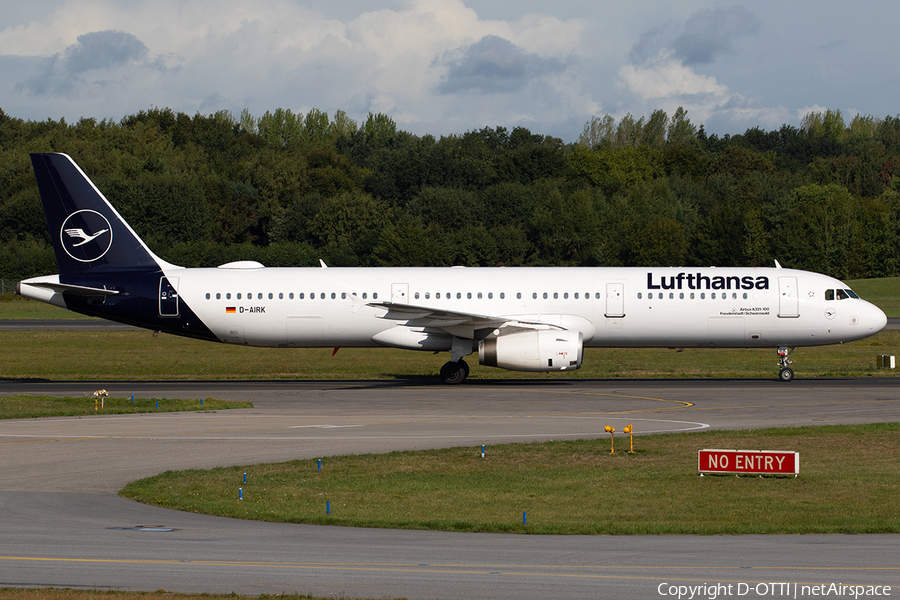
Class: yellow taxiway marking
0,556,896,585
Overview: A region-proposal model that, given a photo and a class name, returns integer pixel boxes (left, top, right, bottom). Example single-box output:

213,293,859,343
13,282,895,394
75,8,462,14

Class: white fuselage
165,265,886,349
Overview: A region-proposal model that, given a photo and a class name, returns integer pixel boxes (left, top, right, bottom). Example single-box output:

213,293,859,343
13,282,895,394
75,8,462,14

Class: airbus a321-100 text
17,153,888,383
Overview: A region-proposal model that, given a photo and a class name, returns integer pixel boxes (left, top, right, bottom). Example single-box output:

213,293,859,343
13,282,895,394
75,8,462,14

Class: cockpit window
827,288,860,300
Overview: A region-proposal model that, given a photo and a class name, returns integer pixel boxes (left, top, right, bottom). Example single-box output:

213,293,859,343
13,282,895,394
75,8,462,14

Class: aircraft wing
368,302,563,339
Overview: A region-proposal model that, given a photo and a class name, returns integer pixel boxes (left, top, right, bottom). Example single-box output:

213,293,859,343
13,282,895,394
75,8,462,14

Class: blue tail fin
30,153,172,275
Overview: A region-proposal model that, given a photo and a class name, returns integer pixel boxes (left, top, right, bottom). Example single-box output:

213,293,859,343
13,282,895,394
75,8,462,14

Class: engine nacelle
478,329,583,372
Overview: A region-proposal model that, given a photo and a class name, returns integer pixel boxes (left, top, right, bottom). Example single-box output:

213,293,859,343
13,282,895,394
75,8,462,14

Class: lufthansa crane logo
60,210,113,262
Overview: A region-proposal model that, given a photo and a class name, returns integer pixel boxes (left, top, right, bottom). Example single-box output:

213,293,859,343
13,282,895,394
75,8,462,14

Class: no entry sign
698,449,799,476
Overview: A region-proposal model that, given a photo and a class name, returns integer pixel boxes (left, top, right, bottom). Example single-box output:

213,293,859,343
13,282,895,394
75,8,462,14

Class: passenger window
205,293,210,300
638,292,643,299
500,293,505,299
679,293,684,299
341,292,347,299
516,293,521,299
564,292,568,299
690,293,695,299
595,293,601,299
373,293,378,299
487,292,492,299
700,293,705,299
258,293,263,300
237,293,242,300
216,293,221,300
533,293,537,299
574,293,579,299
415,292,420,300
279,293,284,299
289,293,294,299
669,293,674,299
711,293,716,299
467,292,472,299
226,293,231,300
269,293,274,300
553,293,558,300
362,293,367,299
436,293,440,299
478,292,483,299
457,293,462,299
425,292,430,299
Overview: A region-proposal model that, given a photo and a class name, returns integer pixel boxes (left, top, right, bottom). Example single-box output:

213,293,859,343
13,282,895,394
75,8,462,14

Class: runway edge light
604,426,615,454
624,424,634,453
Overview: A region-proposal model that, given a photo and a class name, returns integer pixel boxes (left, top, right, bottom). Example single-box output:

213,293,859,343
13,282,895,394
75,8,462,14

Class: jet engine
478,329,583,372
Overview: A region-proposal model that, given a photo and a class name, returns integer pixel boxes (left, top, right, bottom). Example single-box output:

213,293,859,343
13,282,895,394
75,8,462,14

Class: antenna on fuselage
774,260,783,269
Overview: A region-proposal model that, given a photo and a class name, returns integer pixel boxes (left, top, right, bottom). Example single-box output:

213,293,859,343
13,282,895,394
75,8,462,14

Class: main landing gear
440,359,469,385
777,346,794,382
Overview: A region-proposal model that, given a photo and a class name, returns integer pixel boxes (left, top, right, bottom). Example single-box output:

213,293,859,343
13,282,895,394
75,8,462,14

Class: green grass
121,423,900,535
0,329,896,380
0,293,93,319
0,395,251,419
847,276,900,317
0,591,378,600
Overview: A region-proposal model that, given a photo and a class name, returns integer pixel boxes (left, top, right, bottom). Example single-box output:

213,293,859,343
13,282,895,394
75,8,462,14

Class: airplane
17,153,888,383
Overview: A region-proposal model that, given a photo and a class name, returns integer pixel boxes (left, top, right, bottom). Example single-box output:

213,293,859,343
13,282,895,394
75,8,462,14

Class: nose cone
869,302,888,334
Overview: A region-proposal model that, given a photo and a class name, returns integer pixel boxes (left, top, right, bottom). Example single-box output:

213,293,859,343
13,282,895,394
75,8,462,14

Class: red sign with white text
698,449,799,475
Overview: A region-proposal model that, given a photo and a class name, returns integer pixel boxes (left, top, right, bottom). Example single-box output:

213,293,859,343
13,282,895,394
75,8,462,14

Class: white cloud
2,0,896,140
0,0,590,136
618,49,728,99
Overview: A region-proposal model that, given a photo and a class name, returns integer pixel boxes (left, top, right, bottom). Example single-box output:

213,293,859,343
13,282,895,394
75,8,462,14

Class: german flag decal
225,307,236,313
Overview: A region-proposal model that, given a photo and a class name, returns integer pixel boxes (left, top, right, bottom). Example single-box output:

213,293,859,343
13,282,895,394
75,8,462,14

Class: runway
2,378,900,599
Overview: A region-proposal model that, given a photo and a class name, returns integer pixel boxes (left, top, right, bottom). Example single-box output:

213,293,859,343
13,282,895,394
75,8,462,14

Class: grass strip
121,423,900,535
0,293,93,319
0,330,897,380
0,590,376,600
0,395,251,419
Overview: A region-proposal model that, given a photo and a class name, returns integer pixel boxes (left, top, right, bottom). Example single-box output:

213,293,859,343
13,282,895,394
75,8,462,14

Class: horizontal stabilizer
18,275,119,297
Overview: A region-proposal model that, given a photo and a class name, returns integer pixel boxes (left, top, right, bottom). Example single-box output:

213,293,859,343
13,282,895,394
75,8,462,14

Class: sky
1,0,898,142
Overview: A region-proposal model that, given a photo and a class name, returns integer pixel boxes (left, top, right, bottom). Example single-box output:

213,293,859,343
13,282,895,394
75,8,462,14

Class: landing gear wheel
440,360,468,385
776,346,795,382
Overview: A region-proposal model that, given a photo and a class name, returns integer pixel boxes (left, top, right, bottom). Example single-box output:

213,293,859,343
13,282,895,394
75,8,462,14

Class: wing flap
368,302,562,339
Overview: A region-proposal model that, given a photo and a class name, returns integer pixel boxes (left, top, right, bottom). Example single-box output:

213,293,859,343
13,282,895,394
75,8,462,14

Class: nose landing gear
777,346,794,381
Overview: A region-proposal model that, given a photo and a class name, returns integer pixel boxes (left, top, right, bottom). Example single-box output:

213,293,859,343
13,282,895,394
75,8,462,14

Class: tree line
1,105,899,282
